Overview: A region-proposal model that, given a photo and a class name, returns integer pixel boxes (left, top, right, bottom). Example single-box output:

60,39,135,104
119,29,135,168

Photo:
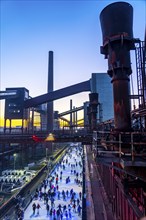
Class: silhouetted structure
47,51,54,132
100,2,134,131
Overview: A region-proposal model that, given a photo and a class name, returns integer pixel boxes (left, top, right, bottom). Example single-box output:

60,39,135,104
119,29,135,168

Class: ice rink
23,145,83,220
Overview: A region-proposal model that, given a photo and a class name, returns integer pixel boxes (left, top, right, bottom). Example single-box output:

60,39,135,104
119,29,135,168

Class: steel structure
24,80,91,108
95,2,146,219
135,41,146,107
100,2,134,131
0,2,146,219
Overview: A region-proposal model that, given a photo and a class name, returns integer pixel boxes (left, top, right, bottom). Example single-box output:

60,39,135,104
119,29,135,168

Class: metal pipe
89,93,98,131
70,99,73,129
100,2,135,131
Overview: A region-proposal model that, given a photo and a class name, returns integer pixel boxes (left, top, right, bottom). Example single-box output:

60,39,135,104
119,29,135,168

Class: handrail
94,130,146,162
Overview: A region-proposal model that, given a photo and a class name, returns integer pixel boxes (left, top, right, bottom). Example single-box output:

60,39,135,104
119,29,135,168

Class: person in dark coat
32,202,36,215
46,203,50,215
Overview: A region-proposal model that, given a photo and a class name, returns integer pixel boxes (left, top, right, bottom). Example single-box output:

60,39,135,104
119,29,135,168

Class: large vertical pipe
87,106,91,131
73,106,75,130
100,2,134,131
70,99,73,130
89,93,98,131
4,118,6,133
84,102,89,131
75,109,78,128
47,51,54,132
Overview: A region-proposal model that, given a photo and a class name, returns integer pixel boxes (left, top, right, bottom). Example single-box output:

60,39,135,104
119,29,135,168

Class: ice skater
32,202,36,215
36,203,41,215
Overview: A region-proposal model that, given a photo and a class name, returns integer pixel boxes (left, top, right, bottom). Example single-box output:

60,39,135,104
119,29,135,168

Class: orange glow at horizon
0,117,41,128
0,117,84,128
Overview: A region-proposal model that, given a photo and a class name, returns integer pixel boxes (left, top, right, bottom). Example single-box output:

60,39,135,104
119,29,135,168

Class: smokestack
89,93,98,131
100,2,134,131
47,51,54,132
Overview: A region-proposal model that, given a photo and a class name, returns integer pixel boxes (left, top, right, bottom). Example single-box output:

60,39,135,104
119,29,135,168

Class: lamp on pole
45,133,55,162
13,153,17,170
45,133,55,142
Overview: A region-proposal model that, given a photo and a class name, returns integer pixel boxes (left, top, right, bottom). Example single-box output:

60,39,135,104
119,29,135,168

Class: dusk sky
0,0,145,121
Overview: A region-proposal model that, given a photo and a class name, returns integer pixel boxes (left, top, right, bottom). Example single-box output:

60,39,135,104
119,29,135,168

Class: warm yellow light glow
0,117,40,128
0,118,25,127
59,118,84,127
45,133,55,141
0,118,4,127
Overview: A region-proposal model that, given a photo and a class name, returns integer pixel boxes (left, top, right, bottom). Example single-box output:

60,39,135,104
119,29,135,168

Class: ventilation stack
47,51,54,132
89,93,98,131
100,2,135,131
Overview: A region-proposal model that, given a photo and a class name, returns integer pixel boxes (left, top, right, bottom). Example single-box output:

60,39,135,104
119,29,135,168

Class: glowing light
45,133,55,141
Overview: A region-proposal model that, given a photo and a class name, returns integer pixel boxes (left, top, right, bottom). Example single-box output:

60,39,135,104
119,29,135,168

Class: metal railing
93,131,146,163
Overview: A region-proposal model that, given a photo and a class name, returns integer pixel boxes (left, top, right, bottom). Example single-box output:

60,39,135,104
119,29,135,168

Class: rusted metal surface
100,2,135,131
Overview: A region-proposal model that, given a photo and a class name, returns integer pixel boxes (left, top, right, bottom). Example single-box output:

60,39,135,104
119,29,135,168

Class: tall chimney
47,51,54,132
89,93,98,131
100,2,134,131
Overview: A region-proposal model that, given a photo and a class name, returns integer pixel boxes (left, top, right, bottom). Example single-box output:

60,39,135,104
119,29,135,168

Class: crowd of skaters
22,143,83,220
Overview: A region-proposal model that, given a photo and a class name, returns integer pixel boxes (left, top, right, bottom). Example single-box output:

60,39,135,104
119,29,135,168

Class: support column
4,118,6,133
73,106,75,130
10,119,11,133
89,93,98,131
31,108,34,133
70,99,73,130
76,110,78,128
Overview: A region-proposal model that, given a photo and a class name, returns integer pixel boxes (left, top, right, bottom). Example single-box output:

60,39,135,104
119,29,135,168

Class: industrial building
0,1,146,220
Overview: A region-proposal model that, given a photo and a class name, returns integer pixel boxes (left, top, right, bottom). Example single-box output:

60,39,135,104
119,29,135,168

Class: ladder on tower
135,40,146,108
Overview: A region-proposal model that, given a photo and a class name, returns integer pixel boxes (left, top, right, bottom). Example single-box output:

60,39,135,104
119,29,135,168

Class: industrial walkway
85,145,114,220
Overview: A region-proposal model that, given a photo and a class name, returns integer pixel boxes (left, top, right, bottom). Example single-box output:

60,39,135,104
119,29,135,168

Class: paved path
86,145,114,220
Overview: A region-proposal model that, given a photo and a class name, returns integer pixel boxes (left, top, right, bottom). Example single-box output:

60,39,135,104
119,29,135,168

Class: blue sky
0,0,145,118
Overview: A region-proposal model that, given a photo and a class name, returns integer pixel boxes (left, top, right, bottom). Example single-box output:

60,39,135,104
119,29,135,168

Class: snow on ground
24,144,83,220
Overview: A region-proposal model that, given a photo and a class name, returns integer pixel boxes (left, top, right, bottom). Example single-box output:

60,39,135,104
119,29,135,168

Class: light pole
45,133,55,152
46,147,48,161
13,153,17,170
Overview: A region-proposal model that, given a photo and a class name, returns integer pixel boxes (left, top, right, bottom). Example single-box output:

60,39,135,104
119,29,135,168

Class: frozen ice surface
24,145,83,220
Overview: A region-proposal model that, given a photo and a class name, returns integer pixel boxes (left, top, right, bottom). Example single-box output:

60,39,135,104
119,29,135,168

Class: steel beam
24,80,91,108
